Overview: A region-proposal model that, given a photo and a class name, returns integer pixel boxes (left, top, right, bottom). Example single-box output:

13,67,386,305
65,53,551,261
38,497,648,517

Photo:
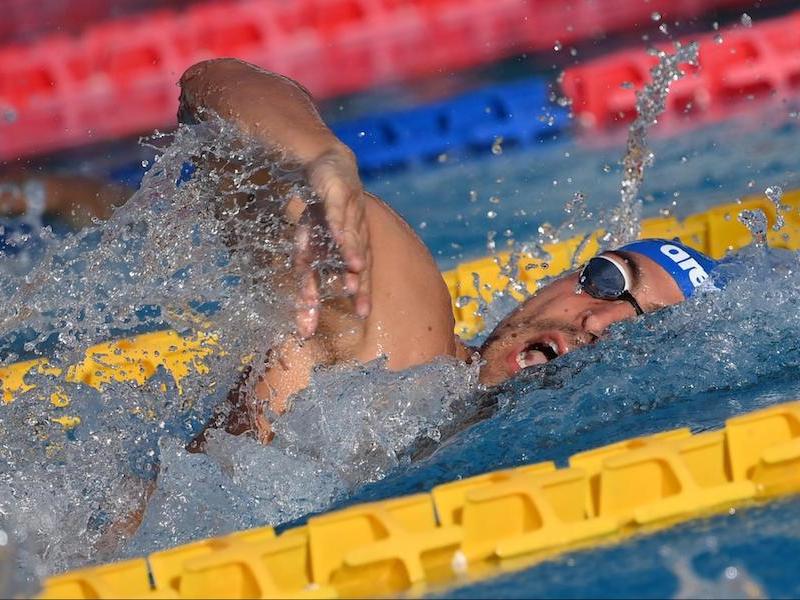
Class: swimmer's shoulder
359,191,458,368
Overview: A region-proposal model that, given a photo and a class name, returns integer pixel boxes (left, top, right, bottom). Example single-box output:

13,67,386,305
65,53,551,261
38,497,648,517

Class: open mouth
515,340,560,370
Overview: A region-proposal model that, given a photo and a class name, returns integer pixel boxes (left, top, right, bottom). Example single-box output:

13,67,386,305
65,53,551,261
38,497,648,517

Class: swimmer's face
478,251,685,386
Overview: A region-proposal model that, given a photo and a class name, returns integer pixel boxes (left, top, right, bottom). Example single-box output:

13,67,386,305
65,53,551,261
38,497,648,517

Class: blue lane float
332,78,569,175
105,77,570,186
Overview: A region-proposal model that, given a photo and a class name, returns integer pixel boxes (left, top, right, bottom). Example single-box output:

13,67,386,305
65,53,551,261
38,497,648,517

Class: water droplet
738,208,768,247
485,231,497,252
740,13,752,28
659,23,669,35
556,96,572,107
553,40,562,52
714,34,723,45
418,221,427,229
651,11,661,21
491,136,504,155
468,190,478,203
141,160,149,168
486,210,497,219
765,185,787,231
489,195,501,204
725,566,739,580
437,153,448,163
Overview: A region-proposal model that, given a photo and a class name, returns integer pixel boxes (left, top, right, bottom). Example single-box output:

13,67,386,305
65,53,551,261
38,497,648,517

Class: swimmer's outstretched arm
178,59,371,337
0,174,130,227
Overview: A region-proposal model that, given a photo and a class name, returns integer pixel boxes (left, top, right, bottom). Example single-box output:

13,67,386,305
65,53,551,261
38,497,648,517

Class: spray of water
0,517,40,599
463,43,700,332
0,119,475,572
738,209,768,247
604,42,699,248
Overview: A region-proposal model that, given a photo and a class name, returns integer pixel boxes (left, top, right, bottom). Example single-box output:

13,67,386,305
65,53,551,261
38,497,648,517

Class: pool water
318,99,800,597
2,58,800,599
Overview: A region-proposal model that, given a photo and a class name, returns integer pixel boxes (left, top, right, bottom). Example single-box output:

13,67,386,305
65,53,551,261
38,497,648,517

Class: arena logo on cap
660,243,709,287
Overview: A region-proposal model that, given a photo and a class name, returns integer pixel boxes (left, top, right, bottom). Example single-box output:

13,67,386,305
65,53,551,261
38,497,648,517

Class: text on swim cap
660,244,709,287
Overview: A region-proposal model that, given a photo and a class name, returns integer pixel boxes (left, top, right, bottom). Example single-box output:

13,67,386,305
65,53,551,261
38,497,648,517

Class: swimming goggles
577,254,644,316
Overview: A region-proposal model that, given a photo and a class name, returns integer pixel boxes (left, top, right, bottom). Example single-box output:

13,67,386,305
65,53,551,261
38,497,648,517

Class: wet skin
476,251,685,386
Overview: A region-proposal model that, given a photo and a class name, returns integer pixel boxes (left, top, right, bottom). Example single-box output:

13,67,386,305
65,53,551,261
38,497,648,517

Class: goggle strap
620,290,645,316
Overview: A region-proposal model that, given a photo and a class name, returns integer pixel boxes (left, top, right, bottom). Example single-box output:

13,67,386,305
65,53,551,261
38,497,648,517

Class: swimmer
178,59,719,441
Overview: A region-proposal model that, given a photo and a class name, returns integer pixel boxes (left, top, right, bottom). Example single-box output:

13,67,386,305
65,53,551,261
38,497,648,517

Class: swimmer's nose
579,302,636,338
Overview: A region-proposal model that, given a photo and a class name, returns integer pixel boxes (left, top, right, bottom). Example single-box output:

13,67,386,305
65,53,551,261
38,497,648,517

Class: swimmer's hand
177,59,371,337
294,146,371,338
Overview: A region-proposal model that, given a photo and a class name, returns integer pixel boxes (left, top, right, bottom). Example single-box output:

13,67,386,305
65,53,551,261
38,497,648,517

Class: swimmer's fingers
293,223,320,339
306,148,370,314
344,198,371,318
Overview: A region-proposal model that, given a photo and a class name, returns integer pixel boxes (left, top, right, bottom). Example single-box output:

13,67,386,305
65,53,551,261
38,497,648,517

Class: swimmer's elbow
178,59,254,124
179,59,313,104
180,58,248,86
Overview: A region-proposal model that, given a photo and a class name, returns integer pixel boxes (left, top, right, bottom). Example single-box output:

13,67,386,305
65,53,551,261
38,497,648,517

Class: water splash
764,185,788,231
0,119,472,572
126,355,477,555
738,209,768,247
604,42,699,249
0,517,40,599
456,44,701,333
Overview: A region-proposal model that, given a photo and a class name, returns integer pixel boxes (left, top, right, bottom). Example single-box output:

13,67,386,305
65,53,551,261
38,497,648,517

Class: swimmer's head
478,238,719,386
